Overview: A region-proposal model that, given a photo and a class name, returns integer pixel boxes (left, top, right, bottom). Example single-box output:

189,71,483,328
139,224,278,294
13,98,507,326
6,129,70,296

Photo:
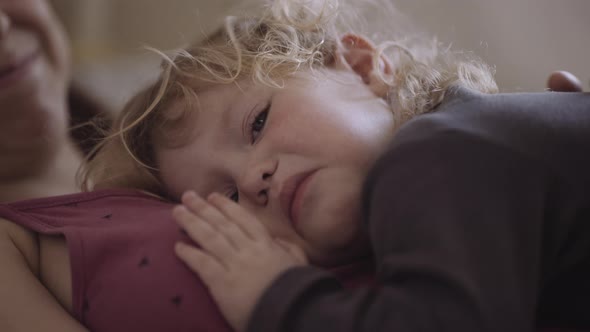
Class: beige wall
53,0,235,63
51,0,590,110
52,0,238,110
393,0,590,92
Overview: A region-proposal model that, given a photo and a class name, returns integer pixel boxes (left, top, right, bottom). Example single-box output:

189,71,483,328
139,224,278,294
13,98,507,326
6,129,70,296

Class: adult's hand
547,71,583,92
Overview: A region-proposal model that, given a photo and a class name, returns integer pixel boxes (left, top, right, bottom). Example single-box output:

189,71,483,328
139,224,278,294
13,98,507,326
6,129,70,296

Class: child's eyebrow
221,96,256,134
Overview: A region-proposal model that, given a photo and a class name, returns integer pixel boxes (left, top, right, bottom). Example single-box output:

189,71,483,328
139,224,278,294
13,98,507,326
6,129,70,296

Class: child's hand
172,191,307,332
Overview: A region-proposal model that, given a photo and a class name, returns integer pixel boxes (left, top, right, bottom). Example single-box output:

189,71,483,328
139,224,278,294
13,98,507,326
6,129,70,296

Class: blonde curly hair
80,0,497,195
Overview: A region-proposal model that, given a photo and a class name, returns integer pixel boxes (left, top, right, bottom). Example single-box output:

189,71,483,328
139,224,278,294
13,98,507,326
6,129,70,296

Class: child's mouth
280,169,318,227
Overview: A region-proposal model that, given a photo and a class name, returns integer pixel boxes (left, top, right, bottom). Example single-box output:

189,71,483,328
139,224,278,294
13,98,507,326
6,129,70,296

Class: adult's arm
0,218,89,332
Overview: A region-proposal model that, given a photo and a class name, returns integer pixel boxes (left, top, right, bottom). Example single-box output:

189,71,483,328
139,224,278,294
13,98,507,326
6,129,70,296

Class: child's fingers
175,242,225,282
182,191,227,224
207,193,270,241
182,192,248,248
173,205,235,261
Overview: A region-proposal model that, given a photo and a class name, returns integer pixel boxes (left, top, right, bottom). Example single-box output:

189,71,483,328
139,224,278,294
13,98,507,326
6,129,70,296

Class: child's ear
335,33,394,97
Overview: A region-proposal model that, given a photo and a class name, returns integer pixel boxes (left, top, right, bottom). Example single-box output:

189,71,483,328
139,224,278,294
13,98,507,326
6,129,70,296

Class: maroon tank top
0,189,374,332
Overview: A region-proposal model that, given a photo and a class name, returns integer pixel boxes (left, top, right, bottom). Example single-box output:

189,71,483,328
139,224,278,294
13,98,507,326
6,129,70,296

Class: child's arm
0,218,89,332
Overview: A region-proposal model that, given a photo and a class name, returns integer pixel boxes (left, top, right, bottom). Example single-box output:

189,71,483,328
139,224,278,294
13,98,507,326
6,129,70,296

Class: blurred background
51,0,590,113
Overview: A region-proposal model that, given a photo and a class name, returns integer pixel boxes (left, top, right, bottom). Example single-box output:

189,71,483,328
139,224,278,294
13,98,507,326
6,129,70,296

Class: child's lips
290,170,317,226
279,169,317,227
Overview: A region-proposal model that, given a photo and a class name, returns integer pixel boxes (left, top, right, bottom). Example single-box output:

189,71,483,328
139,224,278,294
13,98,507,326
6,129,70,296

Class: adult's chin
0,93,69,180
4,95,68,144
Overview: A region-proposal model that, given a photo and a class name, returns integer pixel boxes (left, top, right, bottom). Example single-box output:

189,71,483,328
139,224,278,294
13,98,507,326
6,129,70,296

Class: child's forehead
185,81,274,110
162,81,265,121
166,70,329,116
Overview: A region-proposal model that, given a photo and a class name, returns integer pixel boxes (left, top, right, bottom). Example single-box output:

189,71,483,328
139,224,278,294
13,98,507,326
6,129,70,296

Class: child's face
156,68,395,265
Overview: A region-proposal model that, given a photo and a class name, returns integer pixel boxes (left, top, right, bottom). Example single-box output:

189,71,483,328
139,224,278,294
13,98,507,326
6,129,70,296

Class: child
110,0,588,331
1,1,588,332
87,0,589,331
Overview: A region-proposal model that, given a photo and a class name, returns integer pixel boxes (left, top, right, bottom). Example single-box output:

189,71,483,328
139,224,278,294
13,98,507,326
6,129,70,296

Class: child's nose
239,160,277,206
239,171,270,206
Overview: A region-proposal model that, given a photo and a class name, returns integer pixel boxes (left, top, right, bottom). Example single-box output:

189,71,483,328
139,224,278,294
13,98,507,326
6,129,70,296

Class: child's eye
230,191,239,202
250,103,270,143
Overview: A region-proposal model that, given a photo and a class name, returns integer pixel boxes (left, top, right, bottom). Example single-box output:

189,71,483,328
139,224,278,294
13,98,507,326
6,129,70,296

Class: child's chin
304,219,366,264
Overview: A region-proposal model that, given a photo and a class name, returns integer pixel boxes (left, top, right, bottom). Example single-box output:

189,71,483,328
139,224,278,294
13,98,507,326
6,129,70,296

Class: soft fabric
0,189,375,332
247,88,590,332
1,190,231,332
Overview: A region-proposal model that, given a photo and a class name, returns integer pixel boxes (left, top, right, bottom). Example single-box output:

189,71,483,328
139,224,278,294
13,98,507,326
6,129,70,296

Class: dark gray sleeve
247,125,555,332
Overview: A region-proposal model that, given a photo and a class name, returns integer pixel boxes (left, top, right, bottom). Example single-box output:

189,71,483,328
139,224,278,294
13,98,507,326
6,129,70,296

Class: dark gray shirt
247,87,590,332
